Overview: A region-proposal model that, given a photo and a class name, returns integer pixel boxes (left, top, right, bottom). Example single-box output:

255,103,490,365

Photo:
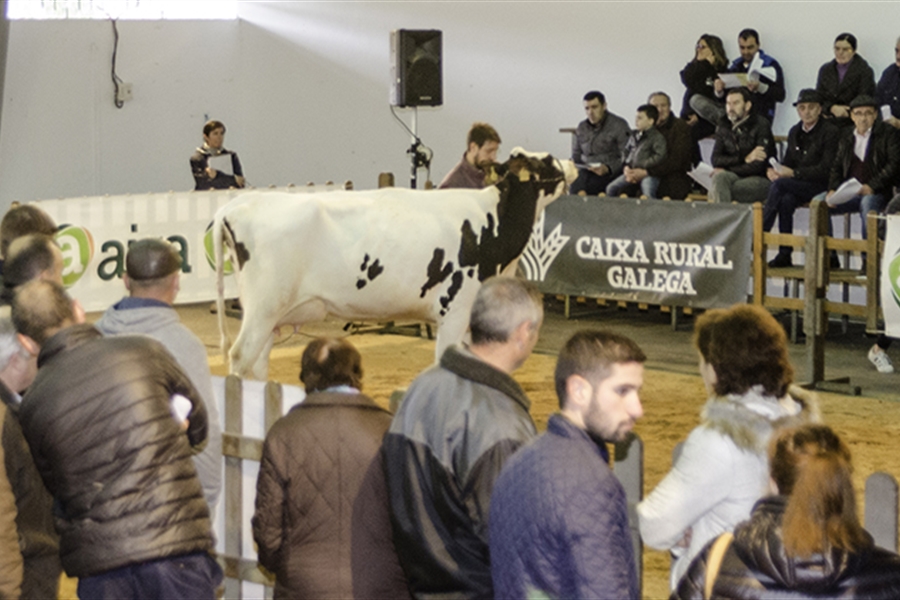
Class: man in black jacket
818,95,900,244
11,279,222,600
382,276,543,599
763,89,840,267
709,87,775,203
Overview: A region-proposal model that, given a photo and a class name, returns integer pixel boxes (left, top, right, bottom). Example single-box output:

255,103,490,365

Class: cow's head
503,147,574,214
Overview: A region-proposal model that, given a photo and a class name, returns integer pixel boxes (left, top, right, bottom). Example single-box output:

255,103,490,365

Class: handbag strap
704,531,734,600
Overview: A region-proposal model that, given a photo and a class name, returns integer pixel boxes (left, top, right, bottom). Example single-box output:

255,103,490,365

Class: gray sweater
95,299,222,513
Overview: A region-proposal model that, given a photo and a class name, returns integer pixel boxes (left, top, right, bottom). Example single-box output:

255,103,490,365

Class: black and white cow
214,149,575,379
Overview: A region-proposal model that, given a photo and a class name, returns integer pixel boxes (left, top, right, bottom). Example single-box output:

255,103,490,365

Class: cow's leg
433,285,477,361
247,334,276,381
229,312,279,380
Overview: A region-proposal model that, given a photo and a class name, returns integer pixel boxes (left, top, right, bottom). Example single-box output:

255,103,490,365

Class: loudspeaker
390,29,442,107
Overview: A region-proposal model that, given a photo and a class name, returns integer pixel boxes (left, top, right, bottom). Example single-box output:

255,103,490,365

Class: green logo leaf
890,250,900,309
204,222,233,275
55,226,94,288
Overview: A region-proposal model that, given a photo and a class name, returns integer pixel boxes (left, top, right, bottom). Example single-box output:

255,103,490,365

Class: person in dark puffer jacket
673,424,900,600
490,330,646,600
11,279,221,599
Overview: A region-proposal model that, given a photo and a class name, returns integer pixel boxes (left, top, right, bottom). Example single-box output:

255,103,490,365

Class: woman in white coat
637,304,818,589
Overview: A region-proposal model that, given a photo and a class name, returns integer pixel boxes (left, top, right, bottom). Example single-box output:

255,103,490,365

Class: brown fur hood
701,384,821,453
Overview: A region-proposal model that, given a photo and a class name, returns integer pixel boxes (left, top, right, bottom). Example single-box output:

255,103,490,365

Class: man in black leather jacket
11,279,222,599
709,87,776,204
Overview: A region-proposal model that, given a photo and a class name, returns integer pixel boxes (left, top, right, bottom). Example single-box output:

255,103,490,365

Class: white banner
881,215,900,338
32,186,334,312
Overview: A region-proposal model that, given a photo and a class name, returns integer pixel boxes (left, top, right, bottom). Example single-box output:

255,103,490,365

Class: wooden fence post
865,472,899,552
223,374,243,599
614,433,644,597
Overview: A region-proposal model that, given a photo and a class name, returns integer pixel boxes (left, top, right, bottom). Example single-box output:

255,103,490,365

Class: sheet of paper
208,153,232,177
882,105,893,121
719,73,749,88
826,178,863,207
747,52,777,82
171,393,192,423
768,157,783,172
688,162,715,190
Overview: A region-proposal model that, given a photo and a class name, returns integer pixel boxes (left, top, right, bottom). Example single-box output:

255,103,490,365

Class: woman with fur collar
637,304,819,590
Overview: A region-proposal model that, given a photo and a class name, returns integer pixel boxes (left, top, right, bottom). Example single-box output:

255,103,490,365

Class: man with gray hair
96,238,222,514
0,306,61,599
382,275,543,598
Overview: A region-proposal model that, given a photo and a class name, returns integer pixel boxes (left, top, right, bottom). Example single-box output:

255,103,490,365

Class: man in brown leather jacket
11,280,221,600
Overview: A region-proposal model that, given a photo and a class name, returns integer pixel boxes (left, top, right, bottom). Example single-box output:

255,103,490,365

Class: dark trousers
762,178,826,255
77,553,223,600
571,168,615,196
22,553,61,599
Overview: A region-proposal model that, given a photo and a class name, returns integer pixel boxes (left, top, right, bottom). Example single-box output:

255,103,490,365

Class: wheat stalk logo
521,210,570,281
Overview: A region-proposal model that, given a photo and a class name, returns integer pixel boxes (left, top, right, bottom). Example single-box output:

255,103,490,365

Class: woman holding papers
190,119,245,190
816,33,876,129
681,35,729,164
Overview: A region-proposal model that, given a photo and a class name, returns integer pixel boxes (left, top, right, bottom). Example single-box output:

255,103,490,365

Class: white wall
2,1,900,208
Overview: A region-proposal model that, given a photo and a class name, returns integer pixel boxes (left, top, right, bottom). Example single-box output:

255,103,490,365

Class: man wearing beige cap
96,238,222,515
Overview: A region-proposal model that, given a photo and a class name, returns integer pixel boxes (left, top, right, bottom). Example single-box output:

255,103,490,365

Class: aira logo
56,225,95,288
520,210,570,282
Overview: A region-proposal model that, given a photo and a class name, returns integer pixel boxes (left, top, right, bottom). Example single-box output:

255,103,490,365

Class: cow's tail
213,209,232,359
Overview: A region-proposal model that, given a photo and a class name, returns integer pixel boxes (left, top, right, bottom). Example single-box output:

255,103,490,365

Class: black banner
521,195,752,308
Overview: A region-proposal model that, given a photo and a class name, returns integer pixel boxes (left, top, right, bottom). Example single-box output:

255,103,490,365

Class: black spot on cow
419,248,454,298
356,254,385,290
467,269,474,278
458,220,479,268
224,219,250,268
367,259,384,281
439,271,465,316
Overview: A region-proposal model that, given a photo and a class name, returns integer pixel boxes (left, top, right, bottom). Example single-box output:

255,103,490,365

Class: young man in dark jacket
11,279,222,599
710,87,775,203
763,89,840,267
489,330,646,599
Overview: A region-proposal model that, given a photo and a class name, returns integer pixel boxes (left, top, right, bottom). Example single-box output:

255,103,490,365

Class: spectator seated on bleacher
709,87,775,204
763,89,840,268
813,94,900,259
816,33,876,130
605,104,667,199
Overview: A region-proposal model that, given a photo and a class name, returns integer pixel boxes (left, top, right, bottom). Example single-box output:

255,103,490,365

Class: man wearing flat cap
814,94,900,249
96,238,222,516
763,89,840,267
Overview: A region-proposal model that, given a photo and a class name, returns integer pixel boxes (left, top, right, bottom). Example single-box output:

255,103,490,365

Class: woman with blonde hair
673,424,900,598
638,304,818,588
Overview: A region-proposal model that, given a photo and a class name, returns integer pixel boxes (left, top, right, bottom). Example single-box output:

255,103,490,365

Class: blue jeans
814,191,886,239
605,173,661,198
77,553,223,600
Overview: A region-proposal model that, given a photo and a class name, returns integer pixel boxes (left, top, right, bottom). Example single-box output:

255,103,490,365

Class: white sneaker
868,345,895,373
